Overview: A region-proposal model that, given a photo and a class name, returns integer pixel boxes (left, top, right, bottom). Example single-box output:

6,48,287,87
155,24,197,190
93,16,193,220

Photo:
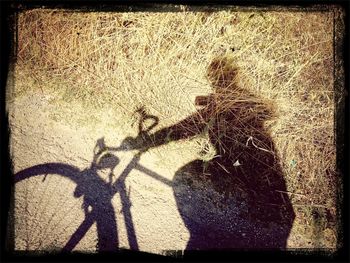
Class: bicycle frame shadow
14,144,172,252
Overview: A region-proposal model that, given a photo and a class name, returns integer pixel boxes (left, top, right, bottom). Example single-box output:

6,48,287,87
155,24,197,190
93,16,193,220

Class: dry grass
11,7,338,248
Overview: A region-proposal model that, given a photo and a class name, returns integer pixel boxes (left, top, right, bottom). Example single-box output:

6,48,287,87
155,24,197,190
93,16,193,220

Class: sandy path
9,91,296,254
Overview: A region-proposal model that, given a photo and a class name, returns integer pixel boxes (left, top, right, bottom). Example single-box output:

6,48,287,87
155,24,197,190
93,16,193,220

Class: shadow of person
138,56,295,250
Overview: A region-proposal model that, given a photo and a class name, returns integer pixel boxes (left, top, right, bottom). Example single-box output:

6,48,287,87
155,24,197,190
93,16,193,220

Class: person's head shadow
172,56,295,250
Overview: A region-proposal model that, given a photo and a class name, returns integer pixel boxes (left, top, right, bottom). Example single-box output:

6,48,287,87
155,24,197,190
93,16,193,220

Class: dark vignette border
334,3,350,263
0,1,349,263
1,1,17,261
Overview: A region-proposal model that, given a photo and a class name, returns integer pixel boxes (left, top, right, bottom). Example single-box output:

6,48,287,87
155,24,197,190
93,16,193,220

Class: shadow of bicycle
14,159,121,251
14,142,171,252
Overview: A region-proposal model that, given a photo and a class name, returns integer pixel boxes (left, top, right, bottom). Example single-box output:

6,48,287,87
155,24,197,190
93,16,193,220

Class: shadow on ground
13,56,295,251
142,56,295,249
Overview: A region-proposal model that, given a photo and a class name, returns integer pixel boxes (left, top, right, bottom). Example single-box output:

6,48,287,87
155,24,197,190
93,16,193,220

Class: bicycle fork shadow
62,153,172,252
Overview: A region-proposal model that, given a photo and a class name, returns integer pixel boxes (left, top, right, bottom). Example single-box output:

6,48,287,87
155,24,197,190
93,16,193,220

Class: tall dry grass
12,7,338,248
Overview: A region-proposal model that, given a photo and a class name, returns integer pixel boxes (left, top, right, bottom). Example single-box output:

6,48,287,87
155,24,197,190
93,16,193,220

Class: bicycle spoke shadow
14,160,118,251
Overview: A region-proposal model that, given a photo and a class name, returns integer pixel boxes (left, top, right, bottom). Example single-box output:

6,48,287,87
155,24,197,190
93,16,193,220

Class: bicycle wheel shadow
13,156,120,252
153,56,296,250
